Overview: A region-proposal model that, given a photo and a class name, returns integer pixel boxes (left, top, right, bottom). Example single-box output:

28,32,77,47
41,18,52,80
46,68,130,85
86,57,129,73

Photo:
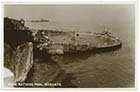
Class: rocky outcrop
4,42,33,82
13,42,33,82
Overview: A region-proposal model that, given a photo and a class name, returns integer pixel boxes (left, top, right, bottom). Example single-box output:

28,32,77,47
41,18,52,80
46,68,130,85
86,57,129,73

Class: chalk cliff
4,42,33,82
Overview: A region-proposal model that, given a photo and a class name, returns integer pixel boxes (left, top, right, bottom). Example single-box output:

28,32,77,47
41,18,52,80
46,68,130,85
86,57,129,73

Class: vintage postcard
3,2,136,89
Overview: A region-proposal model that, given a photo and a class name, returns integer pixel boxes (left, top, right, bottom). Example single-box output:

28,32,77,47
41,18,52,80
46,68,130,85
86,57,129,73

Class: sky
4,4,135,24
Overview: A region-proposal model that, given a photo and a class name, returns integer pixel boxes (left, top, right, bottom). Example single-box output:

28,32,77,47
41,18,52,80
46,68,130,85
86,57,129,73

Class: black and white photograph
3,3,136,88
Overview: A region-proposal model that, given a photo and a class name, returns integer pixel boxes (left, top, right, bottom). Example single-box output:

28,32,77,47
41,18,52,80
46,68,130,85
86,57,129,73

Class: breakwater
35,30,122,55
